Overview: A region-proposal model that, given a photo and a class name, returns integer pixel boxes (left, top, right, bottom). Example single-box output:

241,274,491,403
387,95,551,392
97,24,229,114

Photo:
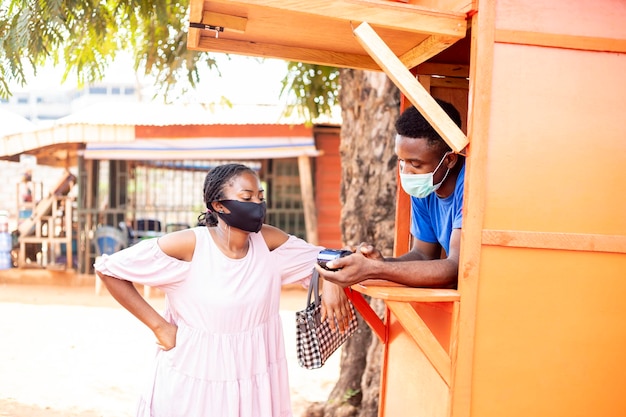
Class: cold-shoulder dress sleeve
94,238,190,291
271,235,323,286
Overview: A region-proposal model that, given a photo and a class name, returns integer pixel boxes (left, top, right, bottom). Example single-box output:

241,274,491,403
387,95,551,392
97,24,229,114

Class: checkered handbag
296,268,358,369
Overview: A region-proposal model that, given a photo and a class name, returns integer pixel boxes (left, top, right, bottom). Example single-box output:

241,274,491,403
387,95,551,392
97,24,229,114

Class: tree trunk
304,69,400,417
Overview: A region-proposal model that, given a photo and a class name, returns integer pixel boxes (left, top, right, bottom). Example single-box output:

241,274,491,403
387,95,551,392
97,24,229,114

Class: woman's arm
320,280,354,333
156,229,196,261
259,224,289,250
260,225,353,331
97,272,177,350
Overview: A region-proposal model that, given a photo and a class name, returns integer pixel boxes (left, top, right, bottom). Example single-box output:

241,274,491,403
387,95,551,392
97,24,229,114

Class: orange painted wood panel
412,302,456,352
387,301,453,386
482,44,626,235
466,3,626,414
471,247,626,417
494,0,626,40
383,312,451,417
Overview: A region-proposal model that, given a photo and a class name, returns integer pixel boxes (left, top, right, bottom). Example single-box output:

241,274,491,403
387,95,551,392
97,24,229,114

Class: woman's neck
210,223,249,259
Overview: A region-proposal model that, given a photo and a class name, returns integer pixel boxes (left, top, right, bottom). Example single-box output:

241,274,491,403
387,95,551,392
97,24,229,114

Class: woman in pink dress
95,163,352,417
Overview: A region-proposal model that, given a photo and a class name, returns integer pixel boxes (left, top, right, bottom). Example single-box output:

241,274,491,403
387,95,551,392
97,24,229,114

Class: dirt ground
0,281,341,417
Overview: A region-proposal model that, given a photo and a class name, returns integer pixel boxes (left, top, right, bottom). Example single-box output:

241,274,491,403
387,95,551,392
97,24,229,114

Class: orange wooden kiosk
187,1,626,416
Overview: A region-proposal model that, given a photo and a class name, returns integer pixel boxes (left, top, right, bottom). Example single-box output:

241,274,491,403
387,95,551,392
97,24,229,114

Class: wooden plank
408,0,477,13
226,0,467,37
495,29,626,54
429,76,470,89
201,11,248,33
188,0,204,23
188,27,201,49
387,300,452,387
416,63,470,77
192,37,381,71
379,306,391,417
482,230,626,254
346,289,387,343
64,202,73,270
451,3,497,417
418,74,431,91
449,300,460,358
393,178,412,255
354,284,460,302
353,22,469,153
393,94,413,258
400,35,462,69
390,0,475,13
188,0,203,48
297,155,318,245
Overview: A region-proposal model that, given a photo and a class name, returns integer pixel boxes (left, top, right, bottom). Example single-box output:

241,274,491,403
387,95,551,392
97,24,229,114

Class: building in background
0,84,343,275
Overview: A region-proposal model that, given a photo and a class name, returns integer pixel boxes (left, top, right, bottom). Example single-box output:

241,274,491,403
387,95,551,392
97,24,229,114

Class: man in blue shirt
318,99,464,289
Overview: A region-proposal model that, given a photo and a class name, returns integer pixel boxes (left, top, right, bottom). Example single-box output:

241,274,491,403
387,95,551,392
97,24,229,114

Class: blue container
0,232,11,270
94,226,126,256
0,252,11,270
97,236,120,255
0,233,11,253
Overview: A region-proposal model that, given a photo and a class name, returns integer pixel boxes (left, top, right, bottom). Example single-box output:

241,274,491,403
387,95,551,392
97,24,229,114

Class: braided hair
198,163,257,227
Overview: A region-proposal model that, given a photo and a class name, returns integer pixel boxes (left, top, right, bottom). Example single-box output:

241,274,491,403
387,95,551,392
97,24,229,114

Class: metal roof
0,108,37,136
58,101,340,126
0,101,339,166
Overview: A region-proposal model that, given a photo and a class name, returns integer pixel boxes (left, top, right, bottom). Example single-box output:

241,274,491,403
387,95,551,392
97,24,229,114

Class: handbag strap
306,267,321,306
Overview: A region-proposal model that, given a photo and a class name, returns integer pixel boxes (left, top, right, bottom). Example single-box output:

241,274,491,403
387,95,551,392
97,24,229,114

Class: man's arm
394,236,443,262
317,228,461,288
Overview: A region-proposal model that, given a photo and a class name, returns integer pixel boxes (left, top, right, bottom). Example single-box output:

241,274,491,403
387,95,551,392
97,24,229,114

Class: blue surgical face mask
399,152,450,198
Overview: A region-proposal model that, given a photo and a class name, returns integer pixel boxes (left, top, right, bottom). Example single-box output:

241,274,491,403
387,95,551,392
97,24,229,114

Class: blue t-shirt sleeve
452,175,464,229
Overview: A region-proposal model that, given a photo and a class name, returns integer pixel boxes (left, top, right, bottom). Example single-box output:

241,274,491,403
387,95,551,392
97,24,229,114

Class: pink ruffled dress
94,227,322,417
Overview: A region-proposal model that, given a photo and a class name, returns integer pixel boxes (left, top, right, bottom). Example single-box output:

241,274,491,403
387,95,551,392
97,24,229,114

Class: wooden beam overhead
187,0,471,70
353,22,469,153
225,0,467,37
400,35,459,68
195,37,382,71
201,11,248,33
399,35,461,69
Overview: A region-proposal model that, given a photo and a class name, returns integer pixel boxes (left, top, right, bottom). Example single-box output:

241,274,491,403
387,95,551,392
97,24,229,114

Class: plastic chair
132,218,163,243
165,222,191,233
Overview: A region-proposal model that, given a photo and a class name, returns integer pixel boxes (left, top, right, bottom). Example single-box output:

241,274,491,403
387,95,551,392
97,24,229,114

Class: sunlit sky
11,53,290,105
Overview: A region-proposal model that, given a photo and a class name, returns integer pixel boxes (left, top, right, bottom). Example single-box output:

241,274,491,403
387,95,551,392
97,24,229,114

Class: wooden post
65,198,73,270
297,155,318,245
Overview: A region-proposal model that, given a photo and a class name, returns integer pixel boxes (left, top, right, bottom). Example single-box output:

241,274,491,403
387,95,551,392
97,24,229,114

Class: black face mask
216,200,266,233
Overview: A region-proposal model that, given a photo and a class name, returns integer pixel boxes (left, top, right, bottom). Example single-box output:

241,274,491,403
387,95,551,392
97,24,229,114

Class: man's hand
317,244,384,287
355,242,384,261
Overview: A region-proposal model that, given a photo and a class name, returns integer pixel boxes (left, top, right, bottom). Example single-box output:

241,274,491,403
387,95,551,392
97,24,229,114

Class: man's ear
445,152,459,169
